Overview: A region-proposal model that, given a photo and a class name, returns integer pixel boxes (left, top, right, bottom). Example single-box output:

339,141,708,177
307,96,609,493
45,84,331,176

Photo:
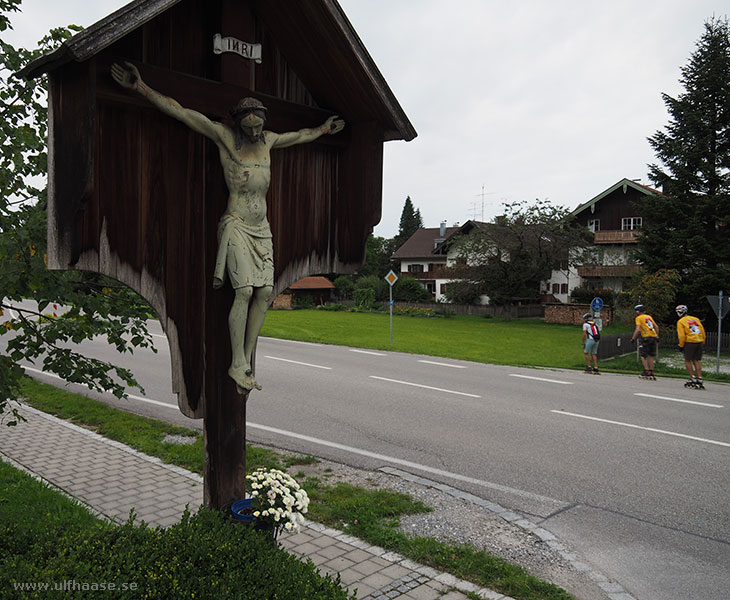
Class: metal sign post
707,291,730,374
385,270,398,348
591,297,603,331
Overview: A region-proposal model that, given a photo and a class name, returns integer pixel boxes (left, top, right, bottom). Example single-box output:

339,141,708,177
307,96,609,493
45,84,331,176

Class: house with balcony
544,178,662,302
391,222,460,301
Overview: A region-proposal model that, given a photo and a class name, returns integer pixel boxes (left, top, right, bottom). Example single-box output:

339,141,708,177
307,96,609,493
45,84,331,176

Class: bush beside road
4,378,578,600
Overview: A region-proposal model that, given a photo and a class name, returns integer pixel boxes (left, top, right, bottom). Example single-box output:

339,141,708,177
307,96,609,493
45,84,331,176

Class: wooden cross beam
48,58,363,510
27,0,411,513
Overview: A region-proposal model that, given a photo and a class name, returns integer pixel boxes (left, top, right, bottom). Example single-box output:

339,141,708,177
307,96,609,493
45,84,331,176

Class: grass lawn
12,378,575,600
262,309,730,383
17,378,309,476
262,309,629,369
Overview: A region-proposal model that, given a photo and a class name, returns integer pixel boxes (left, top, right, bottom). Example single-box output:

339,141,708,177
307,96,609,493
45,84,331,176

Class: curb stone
377,466,637,600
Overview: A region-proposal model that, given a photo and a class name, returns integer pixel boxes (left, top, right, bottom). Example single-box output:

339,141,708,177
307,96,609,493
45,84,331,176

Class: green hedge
0,463,352,600
353,288,376,310
292,293,315,309
569,286,616,306
1,509,353,600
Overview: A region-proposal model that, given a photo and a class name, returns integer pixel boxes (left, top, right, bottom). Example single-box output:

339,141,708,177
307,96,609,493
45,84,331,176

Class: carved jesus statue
111,62,345,394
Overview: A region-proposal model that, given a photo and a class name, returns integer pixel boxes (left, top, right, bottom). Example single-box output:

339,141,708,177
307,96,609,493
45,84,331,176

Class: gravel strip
277,450,619,600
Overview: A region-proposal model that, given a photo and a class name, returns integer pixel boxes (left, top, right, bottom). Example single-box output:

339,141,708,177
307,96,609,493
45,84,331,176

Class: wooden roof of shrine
20,0,416,142
19,0,415,420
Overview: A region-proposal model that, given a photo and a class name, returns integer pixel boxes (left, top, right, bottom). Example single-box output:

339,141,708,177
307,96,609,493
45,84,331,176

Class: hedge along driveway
261,310,629,369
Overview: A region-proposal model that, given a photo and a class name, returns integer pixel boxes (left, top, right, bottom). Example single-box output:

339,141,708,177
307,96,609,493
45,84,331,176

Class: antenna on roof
472,184,495,222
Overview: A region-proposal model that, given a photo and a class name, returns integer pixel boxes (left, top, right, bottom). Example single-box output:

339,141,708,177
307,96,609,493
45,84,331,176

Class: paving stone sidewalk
0,405,513,600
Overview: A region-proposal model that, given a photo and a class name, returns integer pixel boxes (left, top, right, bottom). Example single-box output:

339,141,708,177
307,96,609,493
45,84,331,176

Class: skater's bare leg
692,360,702,380
684,359,694,379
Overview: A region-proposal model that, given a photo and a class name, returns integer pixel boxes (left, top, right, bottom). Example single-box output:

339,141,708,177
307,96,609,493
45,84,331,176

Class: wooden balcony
402,265,452,280
577,265,641,278
593,230,639,244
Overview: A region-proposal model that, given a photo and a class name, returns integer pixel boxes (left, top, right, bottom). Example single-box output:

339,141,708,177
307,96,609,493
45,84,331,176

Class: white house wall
544,266,580,303
399,259,431,273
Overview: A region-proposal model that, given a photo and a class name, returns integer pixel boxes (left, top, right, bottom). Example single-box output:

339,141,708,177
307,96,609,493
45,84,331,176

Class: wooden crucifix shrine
21,0,415,510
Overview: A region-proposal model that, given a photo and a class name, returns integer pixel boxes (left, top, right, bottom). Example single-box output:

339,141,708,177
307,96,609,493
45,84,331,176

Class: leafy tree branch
1,0,154,425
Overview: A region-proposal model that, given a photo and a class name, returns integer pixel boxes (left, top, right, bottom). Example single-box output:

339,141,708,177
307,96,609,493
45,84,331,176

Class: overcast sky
5,0,727,237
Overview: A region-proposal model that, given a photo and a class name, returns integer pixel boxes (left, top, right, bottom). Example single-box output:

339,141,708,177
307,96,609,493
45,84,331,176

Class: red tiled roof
289,276,335,290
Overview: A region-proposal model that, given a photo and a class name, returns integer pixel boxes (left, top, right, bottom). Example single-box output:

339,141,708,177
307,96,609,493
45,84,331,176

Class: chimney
439,221,447,237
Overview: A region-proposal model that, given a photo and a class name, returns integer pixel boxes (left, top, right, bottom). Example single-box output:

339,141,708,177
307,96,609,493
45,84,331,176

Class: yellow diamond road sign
385,270,398,286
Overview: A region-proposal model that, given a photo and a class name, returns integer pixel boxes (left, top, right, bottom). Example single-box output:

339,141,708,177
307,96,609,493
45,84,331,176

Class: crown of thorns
230,97,268,119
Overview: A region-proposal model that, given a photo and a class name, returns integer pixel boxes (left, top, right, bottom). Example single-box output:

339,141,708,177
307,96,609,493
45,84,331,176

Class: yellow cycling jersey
676,315,705,346
635,314,658,338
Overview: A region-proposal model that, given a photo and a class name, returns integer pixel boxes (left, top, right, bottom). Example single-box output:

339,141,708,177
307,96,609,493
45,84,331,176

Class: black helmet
583,313,592,321
634,304,645,312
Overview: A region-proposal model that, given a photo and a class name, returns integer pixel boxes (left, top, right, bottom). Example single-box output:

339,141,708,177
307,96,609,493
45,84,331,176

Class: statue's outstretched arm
271,115,345,149
111,61,224,143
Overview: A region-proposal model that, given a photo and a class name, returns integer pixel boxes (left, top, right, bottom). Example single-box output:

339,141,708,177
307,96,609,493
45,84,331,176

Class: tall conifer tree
394,196,423,248
636,17,730,319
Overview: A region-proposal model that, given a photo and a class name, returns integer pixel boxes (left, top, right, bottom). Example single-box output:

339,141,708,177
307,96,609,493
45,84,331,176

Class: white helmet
675,304,688,316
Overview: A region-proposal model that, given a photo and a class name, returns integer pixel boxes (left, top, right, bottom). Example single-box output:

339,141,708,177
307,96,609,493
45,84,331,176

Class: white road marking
264,356,332,370
247,421,565,507
510,374,573,385
369,376,481,398
261,336,323,347
634,392,723,409
418,360,467,369
21,366,176,409
23,360,563,507
551,410,730,448
350,349,386,356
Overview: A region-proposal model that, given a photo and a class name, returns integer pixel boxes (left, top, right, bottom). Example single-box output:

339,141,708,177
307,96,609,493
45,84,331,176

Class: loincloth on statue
214,214,274,289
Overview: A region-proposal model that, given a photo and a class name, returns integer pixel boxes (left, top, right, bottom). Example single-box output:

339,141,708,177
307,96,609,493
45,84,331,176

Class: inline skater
675,305,706,389
582,313,600,374
631,305,659,380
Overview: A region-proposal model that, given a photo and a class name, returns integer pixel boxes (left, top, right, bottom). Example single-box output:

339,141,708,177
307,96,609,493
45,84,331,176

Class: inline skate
684,377,704,390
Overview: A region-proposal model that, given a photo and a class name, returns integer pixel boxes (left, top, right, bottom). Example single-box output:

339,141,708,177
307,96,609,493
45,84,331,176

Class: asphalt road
4,305,730,600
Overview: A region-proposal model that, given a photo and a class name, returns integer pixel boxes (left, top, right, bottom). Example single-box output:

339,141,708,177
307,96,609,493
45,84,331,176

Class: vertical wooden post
201,148,248,511
203,285,248,510
203,393,247,510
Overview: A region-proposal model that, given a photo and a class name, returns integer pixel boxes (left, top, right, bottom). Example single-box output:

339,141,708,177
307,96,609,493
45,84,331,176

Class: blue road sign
591,297,603,312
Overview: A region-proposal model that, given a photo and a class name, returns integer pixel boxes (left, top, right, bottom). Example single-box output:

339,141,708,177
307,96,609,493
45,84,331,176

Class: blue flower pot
230,499,255,523
230,499,277,539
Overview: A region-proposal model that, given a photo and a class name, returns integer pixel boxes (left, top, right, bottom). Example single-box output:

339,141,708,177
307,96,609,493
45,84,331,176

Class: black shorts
639,337,658,358
683,342,703,361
